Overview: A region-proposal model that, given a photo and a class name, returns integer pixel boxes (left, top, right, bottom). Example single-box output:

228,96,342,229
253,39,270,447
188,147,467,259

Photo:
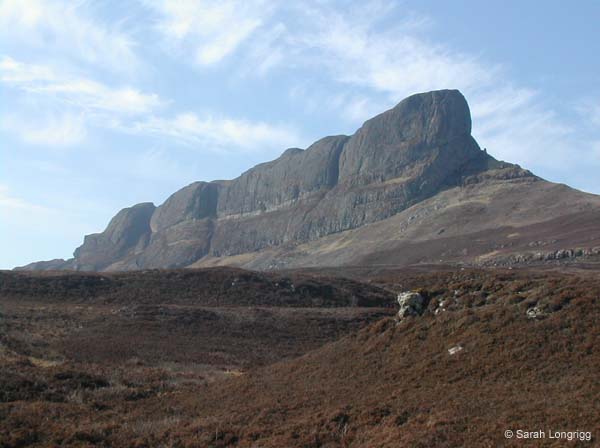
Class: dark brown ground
1,267,599,447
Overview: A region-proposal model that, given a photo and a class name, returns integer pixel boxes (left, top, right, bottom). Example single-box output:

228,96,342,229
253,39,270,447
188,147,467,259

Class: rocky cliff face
72,202,155,271
19,89,538,271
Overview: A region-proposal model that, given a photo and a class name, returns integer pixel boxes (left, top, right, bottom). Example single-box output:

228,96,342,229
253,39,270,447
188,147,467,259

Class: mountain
18,89,600,272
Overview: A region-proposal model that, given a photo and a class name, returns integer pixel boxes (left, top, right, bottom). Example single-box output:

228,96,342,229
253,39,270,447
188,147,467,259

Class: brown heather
1,267,599,447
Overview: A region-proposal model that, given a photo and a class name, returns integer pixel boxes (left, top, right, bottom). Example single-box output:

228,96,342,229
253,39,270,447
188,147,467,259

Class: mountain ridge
18,89,600,272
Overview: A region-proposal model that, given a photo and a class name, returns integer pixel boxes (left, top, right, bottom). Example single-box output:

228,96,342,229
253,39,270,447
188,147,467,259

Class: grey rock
14,258,74,271
526,306,546,319
72,202,155,271
22,89,538,272
150,182,219,232
217,136,347,217
338,89,472,186
397,291,426,318
139,218,214,268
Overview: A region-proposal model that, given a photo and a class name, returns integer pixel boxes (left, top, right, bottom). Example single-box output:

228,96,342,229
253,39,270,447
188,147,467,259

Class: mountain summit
19,90,600,271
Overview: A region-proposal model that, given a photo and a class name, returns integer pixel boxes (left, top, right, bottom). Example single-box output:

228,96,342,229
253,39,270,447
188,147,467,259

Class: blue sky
1,0,600,269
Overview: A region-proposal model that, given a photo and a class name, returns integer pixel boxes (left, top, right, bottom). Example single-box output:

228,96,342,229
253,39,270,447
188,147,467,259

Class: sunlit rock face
22,89,534,271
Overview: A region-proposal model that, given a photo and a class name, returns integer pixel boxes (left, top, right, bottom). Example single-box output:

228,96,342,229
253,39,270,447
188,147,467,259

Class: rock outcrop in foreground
19,89,600,271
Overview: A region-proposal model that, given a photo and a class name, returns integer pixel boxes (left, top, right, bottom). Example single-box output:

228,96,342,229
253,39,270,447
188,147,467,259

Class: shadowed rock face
71,202,155,271
150,182,219,232
338,89,473,186
19,89,538,271
217,135,348,217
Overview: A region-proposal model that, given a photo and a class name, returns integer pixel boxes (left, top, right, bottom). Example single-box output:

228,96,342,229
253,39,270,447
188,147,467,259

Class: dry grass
1,267,599,447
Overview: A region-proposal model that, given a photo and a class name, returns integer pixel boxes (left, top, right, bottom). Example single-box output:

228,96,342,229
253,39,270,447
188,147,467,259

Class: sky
1,0,600,269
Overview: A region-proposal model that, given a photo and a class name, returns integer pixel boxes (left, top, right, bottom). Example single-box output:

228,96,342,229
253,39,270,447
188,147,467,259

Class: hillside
195,178,600,270
19,89,600,272
2,268,598,446
0,268,393,308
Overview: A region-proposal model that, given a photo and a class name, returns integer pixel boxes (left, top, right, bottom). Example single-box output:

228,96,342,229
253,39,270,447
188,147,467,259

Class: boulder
397,291,426,318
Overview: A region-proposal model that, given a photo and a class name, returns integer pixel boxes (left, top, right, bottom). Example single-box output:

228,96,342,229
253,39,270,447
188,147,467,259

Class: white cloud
127,112,302,152
249,2,595,178
32,80,163,115
296,12,493,99
328,93,388,124
0,56,56,83
0,56,165,146
0,0,139,74
145,0,271,66
2,113,87,147
1,57,163,115
473,99,573,169
242,22,287,76
1,55,301,153
283,4,492,108
0,184,49,213
2,0,597,182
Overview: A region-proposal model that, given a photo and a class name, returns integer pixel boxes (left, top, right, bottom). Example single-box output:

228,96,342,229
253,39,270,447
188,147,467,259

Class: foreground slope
160,270,599,447
22,89,600,272
2,268,598,447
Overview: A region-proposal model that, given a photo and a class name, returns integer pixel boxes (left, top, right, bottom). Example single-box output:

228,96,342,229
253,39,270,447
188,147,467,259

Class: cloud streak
0,0,139,74
126,112,302,153
2,113,87,147
227,1,597,180
0,184,50,213
0,56,164,146
1,55,301,152
146,0,272,66
1,57,163,115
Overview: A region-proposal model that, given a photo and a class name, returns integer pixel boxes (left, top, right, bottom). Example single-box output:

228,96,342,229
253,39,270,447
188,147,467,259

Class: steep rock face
338,89,472,185
216,135,348,217
136,219,215,269
206,91,500,254
150,182,220,232
72,202,155,271
20,89,543,271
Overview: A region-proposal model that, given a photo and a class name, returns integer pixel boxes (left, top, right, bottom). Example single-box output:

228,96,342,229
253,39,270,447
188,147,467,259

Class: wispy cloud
126,112,302,153
146,0,271,66
0,56,163,146
2,113,87,147
0,55,301,152
241,22,287,76
0,184,50,213
1,57,163,115
231,1,594,179
291,4,495,100
0,0,139,74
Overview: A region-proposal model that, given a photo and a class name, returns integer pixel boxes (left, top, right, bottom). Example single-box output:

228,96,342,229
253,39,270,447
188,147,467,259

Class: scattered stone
448,345,463,355
480,246,600,268
526,306,546,319
434,299,448,315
